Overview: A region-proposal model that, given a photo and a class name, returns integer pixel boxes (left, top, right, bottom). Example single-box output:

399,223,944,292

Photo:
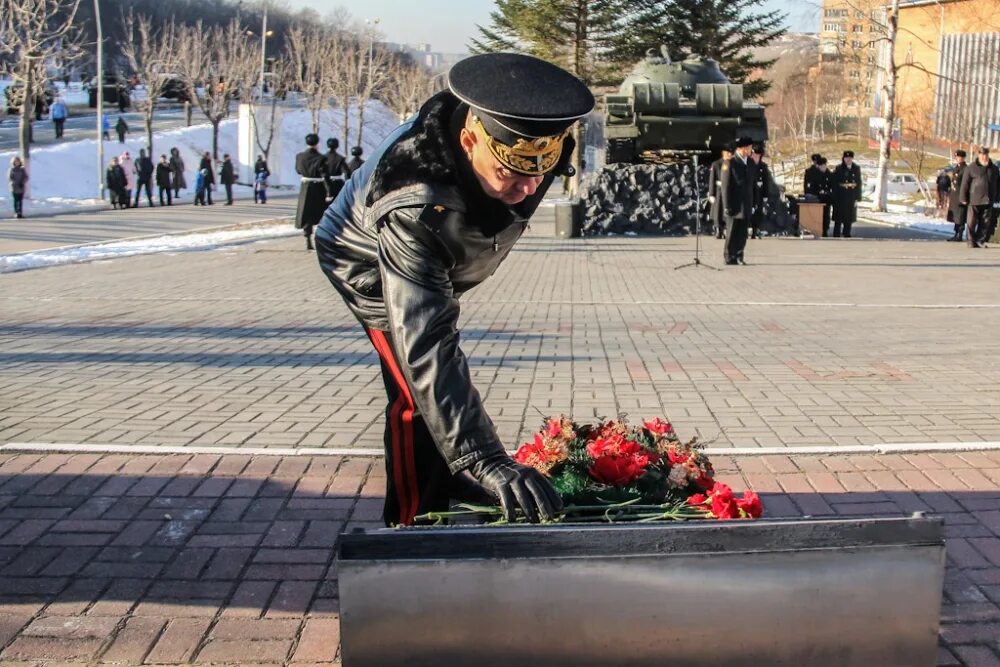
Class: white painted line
4,441,1000,457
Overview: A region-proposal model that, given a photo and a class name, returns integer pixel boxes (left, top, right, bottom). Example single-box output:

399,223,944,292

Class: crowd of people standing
938,147,1000,248
103,148,265,210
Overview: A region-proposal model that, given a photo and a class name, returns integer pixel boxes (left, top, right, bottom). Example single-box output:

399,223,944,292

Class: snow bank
0,100,400,215
0,221,296,273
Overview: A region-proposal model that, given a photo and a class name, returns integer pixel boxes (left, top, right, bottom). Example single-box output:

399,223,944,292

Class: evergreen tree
470,0,624,85
611,0,786,99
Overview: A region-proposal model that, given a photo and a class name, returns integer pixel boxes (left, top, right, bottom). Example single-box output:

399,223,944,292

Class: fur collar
365,91,462,207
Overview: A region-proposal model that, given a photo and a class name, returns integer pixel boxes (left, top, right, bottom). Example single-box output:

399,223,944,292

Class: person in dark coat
198,152,215,205
314,53,591,526
295,133,330,250
115,116,129,143
959,146,1000,248
947,150,968,242
169,148,186,198
254,156,271,204
155,154,173,206
935,168,951,215
347,146,365,174
105,156,128,210
721,136,754,264
708,144,733,239
749,142,774,239
832,150,862,237
133,148,155,207
325,138,350,202
803,153,833,236
802,153,821,194
8,156,28,219
219,154,235,205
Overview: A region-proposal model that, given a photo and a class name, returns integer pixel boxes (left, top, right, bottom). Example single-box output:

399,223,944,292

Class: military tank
604,46,768,162
584,47,783,236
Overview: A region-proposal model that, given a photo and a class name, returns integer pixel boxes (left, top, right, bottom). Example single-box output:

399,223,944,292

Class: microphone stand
676,153,719,271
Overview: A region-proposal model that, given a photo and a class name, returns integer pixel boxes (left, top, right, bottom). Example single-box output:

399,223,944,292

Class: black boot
306,234,314,251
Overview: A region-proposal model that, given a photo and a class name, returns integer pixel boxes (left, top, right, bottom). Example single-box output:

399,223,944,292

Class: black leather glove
468,454,563,523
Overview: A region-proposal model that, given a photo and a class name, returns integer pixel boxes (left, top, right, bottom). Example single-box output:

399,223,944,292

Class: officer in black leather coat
708,144,733,239
315,53,594,526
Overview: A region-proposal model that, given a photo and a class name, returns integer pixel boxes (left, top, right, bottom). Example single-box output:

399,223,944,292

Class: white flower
667,466,689,489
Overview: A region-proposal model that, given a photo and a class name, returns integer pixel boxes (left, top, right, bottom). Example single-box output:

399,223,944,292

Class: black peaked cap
735,136,754,148
448,53,594,144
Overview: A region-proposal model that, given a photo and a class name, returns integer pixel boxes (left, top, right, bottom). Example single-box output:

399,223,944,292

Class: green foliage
469,0,626,85
608,0,786,99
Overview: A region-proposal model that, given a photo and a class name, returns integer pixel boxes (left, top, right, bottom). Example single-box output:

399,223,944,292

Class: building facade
889,0,999,148
819,0,882,115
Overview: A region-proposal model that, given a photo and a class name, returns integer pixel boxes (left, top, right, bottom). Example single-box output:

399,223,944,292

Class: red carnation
544,418,562,439
586,434,644,459
709,483,740,519
667,448,690,466
588,451,651,486
737,491,763,518
687,493,708,506
643,417,675,436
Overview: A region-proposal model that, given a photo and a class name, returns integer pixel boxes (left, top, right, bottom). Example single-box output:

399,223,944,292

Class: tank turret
604,46,768,162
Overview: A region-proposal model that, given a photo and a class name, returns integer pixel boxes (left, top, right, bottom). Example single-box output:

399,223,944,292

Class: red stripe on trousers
369,330,420,525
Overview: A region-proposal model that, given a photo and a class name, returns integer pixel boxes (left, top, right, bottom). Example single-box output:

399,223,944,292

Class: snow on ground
0,221,297,273
0,100,400,216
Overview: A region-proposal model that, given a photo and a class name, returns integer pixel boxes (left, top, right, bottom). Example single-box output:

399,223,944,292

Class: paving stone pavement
0,450,997,665
1,212,999,452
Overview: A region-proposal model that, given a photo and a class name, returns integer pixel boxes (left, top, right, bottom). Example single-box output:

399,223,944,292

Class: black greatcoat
721,155,752,262
295,148,329,229
948,163,967,224
832,162,863,223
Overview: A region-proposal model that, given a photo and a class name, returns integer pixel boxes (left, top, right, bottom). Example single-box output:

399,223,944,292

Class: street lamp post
259,6,268,100
94,0,104,200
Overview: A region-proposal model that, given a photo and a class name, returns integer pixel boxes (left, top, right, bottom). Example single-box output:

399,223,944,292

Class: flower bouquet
417,415,763,524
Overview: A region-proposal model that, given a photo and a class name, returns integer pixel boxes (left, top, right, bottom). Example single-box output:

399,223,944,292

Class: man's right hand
468,454,562,523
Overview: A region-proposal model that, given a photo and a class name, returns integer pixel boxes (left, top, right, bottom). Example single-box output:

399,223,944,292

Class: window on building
855,10,865,18
853,24,865,32
852,40,862,49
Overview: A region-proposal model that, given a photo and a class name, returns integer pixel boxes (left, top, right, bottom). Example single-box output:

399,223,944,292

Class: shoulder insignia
417,204,455,229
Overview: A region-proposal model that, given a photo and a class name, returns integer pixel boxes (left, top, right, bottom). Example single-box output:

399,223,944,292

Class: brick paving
0,450,997,665
2,213,1000,452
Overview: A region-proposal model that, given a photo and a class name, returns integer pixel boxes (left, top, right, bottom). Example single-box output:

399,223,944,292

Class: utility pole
95,0,105,200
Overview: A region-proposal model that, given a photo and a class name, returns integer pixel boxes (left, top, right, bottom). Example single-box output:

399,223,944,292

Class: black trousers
832,213,853,237
367,329,452,526
158,186,172,206
724,215,748,263
969,205,992,245
12,193,23,216
53,119,65,138
134,179,153,206
224,183,233,204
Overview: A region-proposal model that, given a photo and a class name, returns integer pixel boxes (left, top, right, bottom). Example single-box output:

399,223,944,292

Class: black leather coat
315,91,571,473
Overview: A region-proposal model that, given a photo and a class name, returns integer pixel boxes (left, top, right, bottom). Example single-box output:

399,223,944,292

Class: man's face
721,150,732,161
844,157,854,167
818,163,827,172
460,116,545,206
736,146,752,159
978,152,990,165
955,154,965,165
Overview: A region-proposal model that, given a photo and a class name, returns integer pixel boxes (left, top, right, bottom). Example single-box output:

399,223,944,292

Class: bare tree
0,0,84,184
286,23,343,134
175,19,259,160
331,37,365,149
120,11,180,155
249,54,292,162
382,58,434,122
870,0,899,212
354,33,394,146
